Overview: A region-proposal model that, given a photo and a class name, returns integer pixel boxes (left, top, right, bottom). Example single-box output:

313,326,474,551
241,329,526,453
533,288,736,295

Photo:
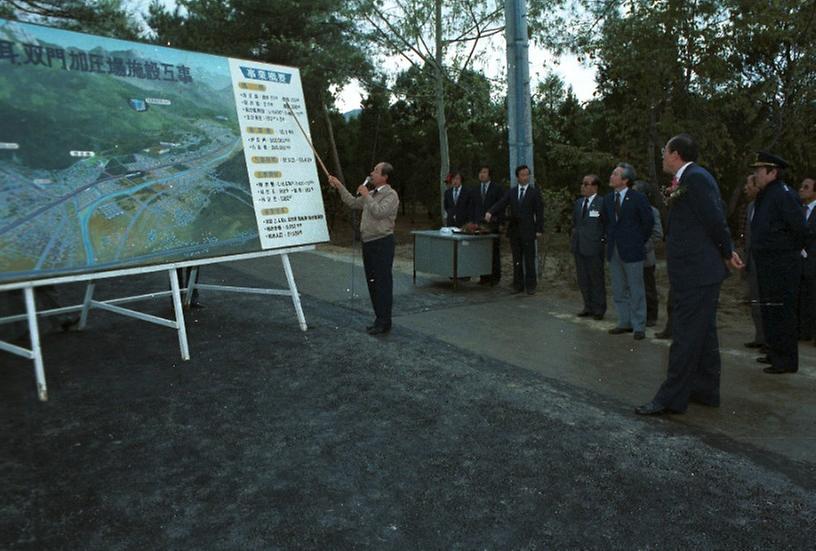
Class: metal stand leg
79,281,95,330
24,287,47,401
183,267,198,307
281,254,307,331
169,269,190,360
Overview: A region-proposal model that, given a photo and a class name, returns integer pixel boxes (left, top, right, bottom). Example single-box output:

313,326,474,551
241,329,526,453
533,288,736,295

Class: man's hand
484,212,492,223
728,251,745,270
536,232,543,238
356,183,370,197
327,175,343,189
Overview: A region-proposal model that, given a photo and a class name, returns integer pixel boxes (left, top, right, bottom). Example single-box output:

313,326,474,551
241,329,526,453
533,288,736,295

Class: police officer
750,152,808,374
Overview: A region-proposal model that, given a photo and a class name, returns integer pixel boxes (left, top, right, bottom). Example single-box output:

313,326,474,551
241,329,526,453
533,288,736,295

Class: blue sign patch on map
239,66,291,84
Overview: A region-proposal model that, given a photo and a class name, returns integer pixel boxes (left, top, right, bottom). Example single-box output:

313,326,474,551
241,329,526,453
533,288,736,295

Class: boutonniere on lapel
663,180,688,206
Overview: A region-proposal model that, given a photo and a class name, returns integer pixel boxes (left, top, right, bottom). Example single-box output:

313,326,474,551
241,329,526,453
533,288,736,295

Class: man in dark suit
797,177,816,344
636,134,743,415
603,163,654,340
472,165,505,285
443,171,472,228
571,174,606,319
751,153,808,373
485,165,544,295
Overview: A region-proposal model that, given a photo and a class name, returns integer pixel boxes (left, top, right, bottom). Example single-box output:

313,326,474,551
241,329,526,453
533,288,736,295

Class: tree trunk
647,102,658,183
434,0,450,225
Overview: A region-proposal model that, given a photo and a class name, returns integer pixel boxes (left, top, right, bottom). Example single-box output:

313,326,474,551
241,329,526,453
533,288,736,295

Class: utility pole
505,0,534,185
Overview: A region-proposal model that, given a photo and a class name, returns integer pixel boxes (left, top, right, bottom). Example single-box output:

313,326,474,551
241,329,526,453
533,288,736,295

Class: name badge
589,210,600,218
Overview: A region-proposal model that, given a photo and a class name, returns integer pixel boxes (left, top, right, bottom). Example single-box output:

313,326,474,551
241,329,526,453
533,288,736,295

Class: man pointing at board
328,163,399,335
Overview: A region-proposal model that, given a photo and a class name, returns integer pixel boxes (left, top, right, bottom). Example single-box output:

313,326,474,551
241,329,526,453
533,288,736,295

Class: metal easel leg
183,267,198,307
24,287,47,402
281,253,307,331
78,281,95,330
169,269,190,360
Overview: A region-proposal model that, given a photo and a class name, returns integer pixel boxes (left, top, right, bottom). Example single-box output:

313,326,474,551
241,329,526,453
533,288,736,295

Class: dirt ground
2,263,815,549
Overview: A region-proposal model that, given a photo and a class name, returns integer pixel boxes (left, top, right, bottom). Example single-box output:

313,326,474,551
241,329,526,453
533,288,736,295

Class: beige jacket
338,184,399,242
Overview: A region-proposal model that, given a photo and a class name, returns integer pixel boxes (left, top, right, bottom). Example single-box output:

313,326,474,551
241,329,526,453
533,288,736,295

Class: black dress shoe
763,366,797,374
654,331,671,340
608,327,633,335
744,341,764,348
633,331,646,340
577,311,591,317
367,325,391,335
592,314,604,320
634,401,678,415
756,356,772,364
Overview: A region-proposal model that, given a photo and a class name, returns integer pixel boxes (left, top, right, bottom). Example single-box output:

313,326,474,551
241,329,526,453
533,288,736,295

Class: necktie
805,204,810,221
518,186,525,201
482,183,487,201
615,192,621,219
453,187,459,204
582,198,589,219
671,176,679,188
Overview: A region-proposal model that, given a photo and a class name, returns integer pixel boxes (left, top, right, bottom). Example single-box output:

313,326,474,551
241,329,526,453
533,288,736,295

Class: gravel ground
1,266,815,549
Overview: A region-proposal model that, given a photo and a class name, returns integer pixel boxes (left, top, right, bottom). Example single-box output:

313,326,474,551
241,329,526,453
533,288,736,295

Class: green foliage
528,0,816,199
540,186,574,234
2,0,141,39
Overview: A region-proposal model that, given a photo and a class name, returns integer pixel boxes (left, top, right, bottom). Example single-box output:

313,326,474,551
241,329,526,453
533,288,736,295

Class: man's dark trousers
575,251,605,315
362,234,394,329
654,282,722,411
511,236,537,292
756,250,801,371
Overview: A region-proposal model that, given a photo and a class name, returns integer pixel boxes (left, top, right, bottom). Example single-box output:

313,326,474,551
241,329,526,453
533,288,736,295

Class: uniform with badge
750,152,808,373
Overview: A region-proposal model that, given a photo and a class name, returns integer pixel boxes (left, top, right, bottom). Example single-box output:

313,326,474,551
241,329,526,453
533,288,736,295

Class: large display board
0,19,329,284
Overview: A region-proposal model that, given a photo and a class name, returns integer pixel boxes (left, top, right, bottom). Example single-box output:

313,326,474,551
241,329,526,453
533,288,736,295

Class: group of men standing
326,134,810,418
443,166,505,286
445,164,544,294
570,134,811,415
571,164,661,340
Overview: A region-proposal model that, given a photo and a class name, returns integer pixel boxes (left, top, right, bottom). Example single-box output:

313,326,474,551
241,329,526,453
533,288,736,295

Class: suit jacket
489,185,544,241
750,179,807,254
804,205,816,277
571,194,604,256
444,185,473,227
665,163,733,290
602,187,654,262
471,181,506,228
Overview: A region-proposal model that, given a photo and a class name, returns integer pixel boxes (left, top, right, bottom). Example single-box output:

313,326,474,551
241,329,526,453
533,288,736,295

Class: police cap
750,151,789,169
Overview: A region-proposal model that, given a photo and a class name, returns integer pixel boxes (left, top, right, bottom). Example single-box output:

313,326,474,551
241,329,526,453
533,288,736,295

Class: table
412,230,497,288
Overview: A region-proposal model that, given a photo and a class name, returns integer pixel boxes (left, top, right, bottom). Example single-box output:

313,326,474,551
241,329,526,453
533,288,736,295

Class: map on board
0,18,328,284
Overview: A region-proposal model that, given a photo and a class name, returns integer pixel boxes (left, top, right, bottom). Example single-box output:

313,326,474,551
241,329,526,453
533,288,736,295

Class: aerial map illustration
0,19,264,283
